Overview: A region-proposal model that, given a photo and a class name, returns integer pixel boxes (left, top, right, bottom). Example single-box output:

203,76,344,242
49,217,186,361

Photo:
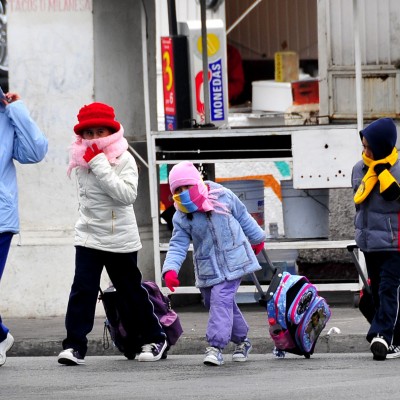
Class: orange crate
291,79,319,105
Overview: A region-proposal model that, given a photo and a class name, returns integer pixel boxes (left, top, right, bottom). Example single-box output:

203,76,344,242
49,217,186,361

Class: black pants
365,251,400,345
62,246,165,357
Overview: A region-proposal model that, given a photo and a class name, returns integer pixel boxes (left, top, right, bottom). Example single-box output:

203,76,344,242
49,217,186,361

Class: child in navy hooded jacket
352,117,400,361
162,161,266,366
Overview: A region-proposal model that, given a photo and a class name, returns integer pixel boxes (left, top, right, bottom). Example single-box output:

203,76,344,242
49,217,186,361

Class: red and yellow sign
161,37,177,130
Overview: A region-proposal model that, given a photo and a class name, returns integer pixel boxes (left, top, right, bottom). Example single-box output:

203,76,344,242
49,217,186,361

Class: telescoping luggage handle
346,244,371,294
250,248,283,306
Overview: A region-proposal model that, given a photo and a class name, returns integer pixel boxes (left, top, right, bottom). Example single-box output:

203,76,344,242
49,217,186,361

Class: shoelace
142,343,157,352
234,342,246,352
205,346,220,355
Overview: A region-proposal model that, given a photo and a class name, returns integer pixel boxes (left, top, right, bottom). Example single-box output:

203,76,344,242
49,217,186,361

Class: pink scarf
67,127,128,177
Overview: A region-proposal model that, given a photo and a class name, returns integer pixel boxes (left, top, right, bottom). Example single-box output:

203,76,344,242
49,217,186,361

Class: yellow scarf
354,147,398,204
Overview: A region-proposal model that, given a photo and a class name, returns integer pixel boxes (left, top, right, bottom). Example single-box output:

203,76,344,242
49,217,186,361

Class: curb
8,334,370,358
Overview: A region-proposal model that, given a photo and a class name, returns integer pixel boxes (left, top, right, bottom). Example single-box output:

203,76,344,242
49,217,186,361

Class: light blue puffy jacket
162,181,266,288
0,100,48,234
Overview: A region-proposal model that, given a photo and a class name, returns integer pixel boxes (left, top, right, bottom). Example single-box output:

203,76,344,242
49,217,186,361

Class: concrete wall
91,0,158,271
2,0,158,317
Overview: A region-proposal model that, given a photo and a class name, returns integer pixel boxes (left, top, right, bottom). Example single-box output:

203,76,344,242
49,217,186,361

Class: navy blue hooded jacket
352,118,400,252
360,117,397,160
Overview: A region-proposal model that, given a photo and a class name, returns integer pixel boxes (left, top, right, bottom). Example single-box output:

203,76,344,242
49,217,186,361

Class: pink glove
83,143,103,163
164,270,180,292
251,242,264,255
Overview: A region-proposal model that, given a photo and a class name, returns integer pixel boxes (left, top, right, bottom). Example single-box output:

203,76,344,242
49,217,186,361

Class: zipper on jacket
111,211,116,233
388,218,395,242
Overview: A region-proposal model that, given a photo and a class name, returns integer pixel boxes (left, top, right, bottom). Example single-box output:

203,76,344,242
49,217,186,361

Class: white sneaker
387,344,400,359
0,333,14,367
203,346,224,366
57,348,85,366
370,336,388,361
138,340,167,362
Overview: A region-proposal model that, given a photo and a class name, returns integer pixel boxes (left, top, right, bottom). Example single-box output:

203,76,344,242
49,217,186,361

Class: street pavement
5,291,371,358
2,353,398,400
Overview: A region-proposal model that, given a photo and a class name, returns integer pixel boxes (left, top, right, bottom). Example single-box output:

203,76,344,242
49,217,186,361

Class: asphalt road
1,353,398,400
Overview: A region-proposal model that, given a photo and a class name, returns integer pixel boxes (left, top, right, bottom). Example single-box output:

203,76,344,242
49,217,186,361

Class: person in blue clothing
162,161,266,366
0,91,48,367
352,117,400,361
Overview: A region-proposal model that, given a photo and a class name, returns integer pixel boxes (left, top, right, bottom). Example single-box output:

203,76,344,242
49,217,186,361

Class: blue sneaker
204,346,224,366
232,338,252,362
272,346,286,358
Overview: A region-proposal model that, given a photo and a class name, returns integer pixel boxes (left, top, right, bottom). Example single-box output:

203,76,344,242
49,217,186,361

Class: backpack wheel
304,354,310,359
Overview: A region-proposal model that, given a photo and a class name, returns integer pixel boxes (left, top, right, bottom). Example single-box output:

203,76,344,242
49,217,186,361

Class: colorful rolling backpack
265,270,331,358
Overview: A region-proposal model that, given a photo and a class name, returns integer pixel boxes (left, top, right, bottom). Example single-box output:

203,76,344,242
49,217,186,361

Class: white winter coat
74,151,142,253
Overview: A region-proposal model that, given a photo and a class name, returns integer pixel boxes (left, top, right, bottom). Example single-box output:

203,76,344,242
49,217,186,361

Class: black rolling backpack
347,244,374,324
99,281,183,359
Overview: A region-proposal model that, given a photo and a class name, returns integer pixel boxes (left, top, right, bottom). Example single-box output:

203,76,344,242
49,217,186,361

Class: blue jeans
200,278,248,349
365,251,400,345
0,232,13,342
62,246,166,357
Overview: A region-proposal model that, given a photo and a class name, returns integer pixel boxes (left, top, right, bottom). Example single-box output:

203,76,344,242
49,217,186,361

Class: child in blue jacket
162,161,265,366
0,92,48,367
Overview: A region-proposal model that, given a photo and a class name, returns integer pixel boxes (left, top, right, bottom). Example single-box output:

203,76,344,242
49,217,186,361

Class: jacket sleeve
162,215,191,276
8,101,48,163
89,152,138,205
229,190,266,244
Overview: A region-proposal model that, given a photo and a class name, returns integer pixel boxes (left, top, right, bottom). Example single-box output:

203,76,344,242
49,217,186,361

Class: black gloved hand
374,162,391,175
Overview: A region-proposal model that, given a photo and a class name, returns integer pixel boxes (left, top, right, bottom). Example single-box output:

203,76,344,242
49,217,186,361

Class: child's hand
251,242,264,255
164,270,180,292
83,143,103,163
374,162,391,175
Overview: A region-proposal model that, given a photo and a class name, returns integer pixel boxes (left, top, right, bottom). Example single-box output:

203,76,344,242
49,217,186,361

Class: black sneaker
138,340,167,362
57,348,85,365
370,336,388,361
386,344,400,359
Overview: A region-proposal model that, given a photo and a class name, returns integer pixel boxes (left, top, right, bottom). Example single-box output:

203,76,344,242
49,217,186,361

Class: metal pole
353,0,363,132
226,0,263,35
141,3,163,288
200,0,211,125
167,0,177,36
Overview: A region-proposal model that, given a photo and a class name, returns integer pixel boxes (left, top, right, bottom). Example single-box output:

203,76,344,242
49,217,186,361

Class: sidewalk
6,293,371,358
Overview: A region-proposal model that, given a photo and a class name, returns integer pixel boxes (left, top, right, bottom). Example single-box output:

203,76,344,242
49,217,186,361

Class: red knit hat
74,102,121,134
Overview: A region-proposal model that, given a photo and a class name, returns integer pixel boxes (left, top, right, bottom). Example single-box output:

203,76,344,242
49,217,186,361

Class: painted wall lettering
8,0,92,12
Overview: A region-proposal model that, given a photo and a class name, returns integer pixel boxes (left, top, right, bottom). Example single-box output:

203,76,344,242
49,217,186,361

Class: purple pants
200,278,249,349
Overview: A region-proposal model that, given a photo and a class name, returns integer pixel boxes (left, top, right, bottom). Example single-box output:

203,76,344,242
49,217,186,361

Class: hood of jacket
360,118,397,160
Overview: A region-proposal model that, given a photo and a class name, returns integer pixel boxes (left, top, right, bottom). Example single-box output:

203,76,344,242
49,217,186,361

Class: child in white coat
58,102,166,365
